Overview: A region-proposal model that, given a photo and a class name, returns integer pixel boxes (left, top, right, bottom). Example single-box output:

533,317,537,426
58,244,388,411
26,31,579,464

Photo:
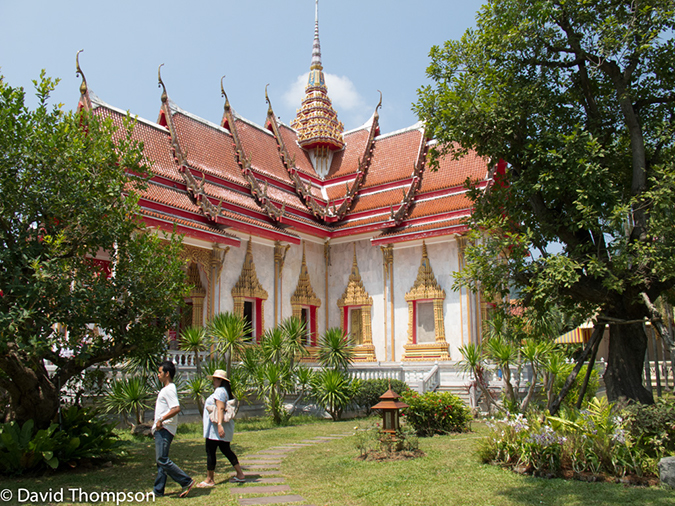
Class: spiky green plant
209,312,250,377
178,326,210,374
102,376,153,426
317,327,355,372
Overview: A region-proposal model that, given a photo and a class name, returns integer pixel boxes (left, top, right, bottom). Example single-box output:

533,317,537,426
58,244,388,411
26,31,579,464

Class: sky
0,0,485,135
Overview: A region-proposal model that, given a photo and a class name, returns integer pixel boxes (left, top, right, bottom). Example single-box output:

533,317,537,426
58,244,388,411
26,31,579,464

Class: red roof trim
141,215,240,246
371,223,469,246
214,215,301,244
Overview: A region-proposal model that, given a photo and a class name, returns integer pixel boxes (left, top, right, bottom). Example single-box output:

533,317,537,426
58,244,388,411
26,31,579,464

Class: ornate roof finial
311,0,322,71
290,0,344,153
375,90,383,117
221,75,231,111
265,83,274,116
158,64,168,103
75,49,88,95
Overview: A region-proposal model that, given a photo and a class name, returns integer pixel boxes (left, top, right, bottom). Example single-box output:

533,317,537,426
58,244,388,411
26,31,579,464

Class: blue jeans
153,429,192,496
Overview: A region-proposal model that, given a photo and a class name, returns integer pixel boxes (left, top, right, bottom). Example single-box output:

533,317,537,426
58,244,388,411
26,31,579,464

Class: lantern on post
371,386,408,434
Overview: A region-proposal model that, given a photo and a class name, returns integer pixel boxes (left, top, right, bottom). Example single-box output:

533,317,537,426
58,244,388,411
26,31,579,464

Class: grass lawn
2,417,673,506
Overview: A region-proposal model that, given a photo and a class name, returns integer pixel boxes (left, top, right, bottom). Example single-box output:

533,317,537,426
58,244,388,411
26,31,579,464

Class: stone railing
167,349,209,368
421,364,440,393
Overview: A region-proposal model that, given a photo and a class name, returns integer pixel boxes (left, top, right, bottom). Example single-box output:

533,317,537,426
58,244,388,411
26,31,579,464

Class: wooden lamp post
371,386,408,434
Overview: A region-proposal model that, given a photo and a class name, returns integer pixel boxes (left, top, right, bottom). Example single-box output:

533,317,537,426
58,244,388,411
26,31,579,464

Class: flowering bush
479,398,658,478
621,396,675,462
401,391,472,437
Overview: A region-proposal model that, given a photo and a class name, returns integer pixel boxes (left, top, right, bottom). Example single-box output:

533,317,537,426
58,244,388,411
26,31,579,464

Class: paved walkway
229,433,352,506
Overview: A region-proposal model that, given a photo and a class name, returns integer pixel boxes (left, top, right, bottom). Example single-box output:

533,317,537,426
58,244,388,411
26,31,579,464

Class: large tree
0,73,187,427
416,0,675,404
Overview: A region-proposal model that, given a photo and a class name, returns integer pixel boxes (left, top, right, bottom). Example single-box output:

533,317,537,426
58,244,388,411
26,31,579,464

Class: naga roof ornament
290,0,344,152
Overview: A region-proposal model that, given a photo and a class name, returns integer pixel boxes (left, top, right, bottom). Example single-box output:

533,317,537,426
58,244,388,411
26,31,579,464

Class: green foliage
317,327,355,372
310,369,359,421
401,391,472,437
0,73,187,427
178,326,210,374
53,406,121,465
552,363,599,410
481,398,659,478
182,375,211,417
621,396,675,461
353,379,410,416
102,376,153,427
0,406,120,475
209,312,250,377
0,420,59,474
240,318,310,425
416,0,675,403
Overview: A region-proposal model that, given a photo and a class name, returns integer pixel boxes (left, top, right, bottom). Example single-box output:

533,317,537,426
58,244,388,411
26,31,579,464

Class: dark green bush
55,406,122,465
353,379,410,415
553,363,599,409
0,406,121,475
0,420,59,474
621,396,675,460
401,391,472,437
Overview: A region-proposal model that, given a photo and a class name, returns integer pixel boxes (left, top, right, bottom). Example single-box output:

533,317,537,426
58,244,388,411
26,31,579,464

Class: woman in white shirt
196,369,246,487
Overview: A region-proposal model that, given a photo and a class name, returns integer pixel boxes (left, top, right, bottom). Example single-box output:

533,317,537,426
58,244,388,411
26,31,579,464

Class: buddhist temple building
74,2,493,369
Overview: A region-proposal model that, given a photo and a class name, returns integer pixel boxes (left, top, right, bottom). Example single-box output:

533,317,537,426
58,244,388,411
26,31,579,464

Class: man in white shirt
152,361,194,498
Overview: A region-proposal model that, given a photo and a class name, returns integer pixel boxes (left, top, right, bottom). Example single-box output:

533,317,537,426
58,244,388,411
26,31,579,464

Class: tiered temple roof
74,4,490,247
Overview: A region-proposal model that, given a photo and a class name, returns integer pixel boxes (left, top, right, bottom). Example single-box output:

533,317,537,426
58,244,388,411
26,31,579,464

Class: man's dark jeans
153,428,192,496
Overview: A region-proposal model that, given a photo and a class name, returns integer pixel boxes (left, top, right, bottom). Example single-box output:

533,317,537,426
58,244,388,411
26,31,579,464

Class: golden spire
291,243,321,306
290,0,344,152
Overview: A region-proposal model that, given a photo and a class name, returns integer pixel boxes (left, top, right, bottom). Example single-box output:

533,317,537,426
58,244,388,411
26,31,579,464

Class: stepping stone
259,450,294,454
247,478,286,484
238,495,305,506
231,485,292,495
242,457,283,462
243,464,281,470
313,436,342,440
240,459,283,464
244,471,284,477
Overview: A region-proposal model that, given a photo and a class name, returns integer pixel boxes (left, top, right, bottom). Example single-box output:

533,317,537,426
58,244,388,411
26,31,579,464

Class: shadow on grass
496,475,674,506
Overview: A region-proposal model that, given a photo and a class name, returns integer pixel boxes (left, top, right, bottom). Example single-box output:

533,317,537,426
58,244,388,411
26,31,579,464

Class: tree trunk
604,321,653,404
0,351,60,429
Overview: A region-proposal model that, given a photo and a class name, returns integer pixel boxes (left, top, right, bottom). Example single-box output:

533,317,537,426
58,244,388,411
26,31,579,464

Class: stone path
229,432,352,505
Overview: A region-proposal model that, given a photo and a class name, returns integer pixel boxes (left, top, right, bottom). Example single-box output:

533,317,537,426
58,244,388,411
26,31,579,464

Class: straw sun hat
208,369,229,382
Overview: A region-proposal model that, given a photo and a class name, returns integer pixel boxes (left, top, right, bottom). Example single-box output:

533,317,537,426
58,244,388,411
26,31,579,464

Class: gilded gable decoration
232,240,268,301
232,240,268,339
337,244,376,362
291,244,321,308
403,242,450,361
291,243,321,348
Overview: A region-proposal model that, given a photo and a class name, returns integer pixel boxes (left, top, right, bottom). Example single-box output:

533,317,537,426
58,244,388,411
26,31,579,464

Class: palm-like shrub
209,312,250,377
102,376,153,426
317,327,355,372
183,375,210,416
311,368,357,421
179,326,210,374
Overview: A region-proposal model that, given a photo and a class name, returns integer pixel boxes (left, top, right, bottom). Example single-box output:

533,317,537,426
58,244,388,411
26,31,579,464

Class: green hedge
401,391,472,437
353,379,410,415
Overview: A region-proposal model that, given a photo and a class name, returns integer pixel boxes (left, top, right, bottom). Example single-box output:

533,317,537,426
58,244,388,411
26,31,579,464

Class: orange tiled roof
93,106,182,183
406,193,473,220
360,128,424,189
325,128,370,180
418,146,488,193
277,123,317,177
171,112,247,185
236,119,292,183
